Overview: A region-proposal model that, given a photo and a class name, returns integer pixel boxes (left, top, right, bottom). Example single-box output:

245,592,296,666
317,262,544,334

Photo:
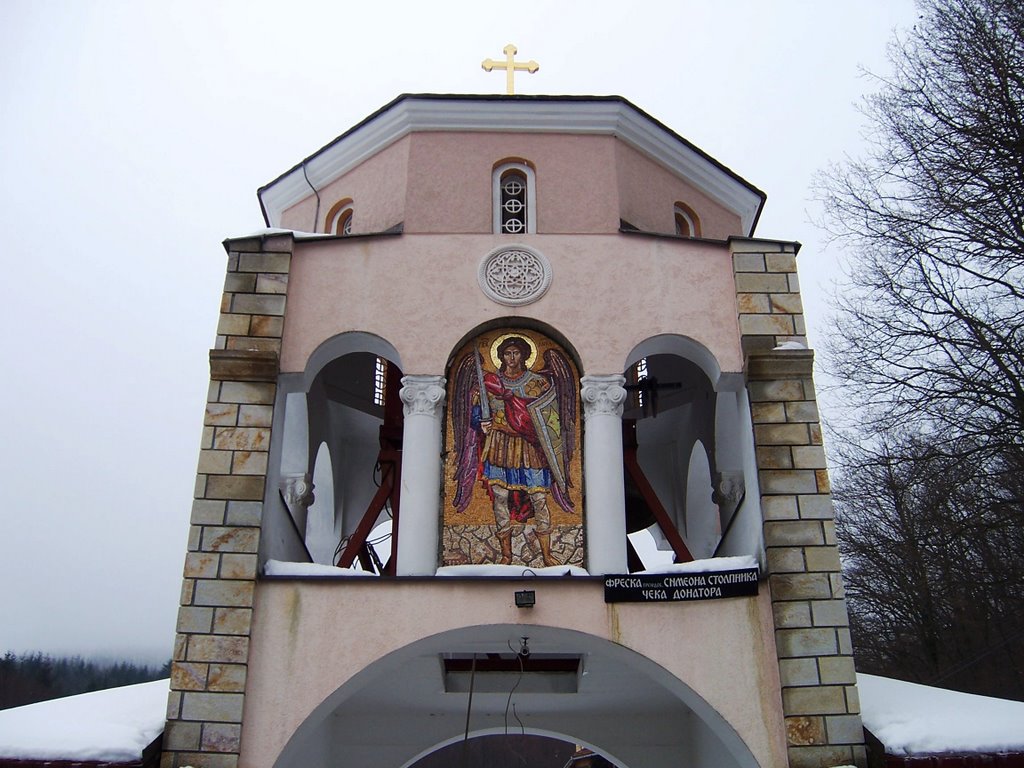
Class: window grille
492,162,536,234
325,198,354,236
633,357,649,409
373,356,387,407
501,171,528,234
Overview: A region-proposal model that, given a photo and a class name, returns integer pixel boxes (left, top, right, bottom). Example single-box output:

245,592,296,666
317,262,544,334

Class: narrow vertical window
492,162,537,234
373,356,387,407
633,357,649,409
500,171,527,233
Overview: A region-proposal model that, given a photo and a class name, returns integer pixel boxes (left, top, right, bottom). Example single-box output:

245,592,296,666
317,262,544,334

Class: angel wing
541,348,578,514
450,351,481,512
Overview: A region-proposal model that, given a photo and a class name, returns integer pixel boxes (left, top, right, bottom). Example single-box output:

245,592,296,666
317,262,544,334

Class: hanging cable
461,654,477,768
301,161,321,233
334,534,351,564
504,640,526,735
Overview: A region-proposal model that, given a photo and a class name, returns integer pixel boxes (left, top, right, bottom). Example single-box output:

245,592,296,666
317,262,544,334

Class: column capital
279,473,314,509
400,375,446,417
580,375,627,420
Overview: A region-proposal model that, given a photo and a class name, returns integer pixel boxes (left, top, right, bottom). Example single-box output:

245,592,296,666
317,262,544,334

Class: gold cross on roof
481,44,539,95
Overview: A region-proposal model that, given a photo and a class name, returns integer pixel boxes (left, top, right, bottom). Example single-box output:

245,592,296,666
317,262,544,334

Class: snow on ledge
436,564,590,577
635,555,759,575
229,226,336,241
263,556,758,579
0,679,168,762
857,672,1024,755
264,559,377,577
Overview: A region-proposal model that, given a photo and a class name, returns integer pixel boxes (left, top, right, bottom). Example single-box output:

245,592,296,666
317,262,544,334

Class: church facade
162,95,865,768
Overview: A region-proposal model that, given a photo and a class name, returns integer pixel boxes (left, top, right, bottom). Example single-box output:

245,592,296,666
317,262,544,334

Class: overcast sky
0,1,918,662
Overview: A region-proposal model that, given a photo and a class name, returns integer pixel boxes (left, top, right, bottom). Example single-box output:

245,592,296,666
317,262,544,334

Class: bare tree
819,0,1024,700
819,0,1024,469
833,430,1024,700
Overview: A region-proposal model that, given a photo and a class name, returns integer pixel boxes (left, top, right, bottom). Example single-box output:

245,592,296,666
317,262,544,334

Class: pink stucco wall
278,234,744,377
614,142,742,239
238,581,789,768
403,132,621,234
278,131,742,239
281,136,412,234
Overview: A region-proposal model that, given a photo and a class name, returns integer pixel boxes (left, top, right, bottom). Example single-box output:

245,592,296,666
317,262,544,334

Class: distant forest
0,652,170,710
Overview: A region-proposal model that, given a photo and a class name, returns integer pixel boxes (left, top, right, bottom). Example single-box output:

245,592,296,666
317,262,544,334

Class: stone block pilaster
731,239,866,768
163,234,292,768
731,238,806,355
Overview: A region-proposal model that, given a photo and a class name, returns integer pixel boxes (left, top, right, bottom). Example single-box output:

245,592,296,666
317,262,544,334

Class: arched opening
673,202,701,238
270,624,761,768
325,197,354,235
264,333,405,573
622,336,759,570
405,734,618,768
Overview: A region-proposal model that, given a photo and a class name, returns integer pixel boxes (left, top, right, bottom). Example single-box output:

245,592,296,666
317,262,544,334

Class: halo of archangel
444,329,582,568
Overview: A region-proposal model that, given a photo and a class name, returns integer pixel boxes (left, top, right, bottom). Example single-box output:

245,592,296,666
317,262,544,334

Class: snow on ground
3,660,1023,761
0,679,168,762
858,673,1024,755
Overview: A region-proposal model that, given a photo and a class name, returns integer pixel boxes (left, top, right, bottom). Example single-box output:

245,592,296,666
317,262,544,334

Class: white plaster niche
477,244,552,306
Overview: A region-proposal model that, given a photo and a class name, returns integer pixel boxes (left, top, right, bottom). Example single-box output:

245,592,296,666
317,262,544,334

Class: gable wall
615,141,743,239
403,132,620,234
279,135,411,234
276,131,743,238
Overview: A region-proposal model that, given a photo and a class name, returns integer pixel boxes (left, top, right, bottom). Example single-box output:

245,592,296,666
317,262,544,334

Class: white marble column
581,374,628,575
397,375,446,576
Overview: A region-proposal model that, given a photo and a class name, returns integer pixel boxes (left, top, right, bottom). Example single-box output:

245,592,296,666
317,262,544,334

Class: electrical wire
301,162,321,233
512,702,525,735
333,535,351,563
461,654,477,768
504,640,526,736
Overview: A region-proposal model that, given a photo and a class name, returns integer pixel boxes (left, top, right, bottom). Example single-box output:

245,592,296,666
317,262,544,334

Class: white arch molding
267,624,764,768
401,729,628,768
301,331,403,390
623,334,737,393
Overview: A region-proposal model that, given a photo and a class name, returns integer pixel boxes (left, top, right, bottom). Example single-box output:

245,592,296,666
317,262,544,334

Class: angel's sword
474,347,493,462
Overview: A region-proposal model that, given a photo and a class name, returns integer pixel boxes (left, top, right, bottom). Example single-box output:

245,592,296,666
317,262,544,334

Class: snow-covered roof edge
858,673,1024,755
0,679,168,763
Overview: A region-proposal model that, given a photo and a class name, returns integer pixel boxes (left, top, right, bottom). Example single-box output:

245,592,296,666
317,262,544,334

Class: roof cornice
258,94,766,236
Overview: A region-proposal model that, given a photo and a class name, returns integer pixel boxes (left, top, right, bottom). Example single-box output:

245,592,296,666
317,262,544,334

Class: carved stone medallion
478,245,552,306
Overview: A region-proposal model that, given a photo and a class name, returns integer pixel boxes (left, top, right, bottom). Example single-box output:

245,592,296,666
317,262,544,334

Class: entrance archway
270,624,761,768
405,733,615,768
